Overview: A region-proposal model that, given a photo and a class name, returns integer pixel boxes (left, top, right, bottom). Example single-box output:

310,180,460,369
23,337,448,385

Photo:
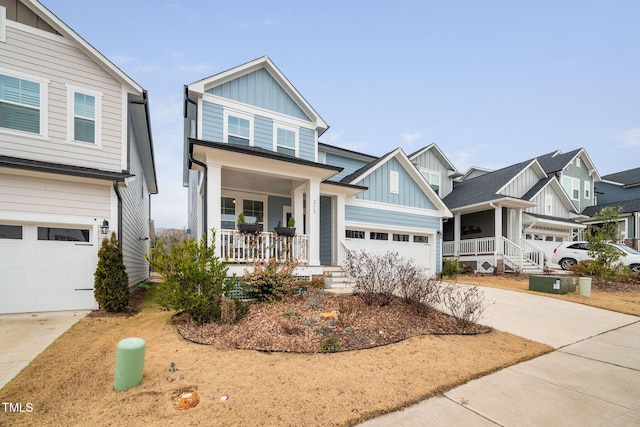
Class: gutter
129,90,159,194
112,180,123,244
189,145,208,235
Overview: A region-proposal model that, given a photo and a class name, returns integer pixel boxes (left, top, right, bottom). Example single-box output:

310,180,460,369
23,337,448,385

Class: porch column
306,179,321,266
206,162,222,249
333,194,346,265
454,212,461,255
292,185,304,232
516,208,523,245
494,205,502,253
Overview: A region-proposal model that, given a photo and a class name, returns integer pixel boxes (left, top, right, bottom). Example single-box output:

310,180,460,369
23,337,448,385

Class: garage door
344,229,433,273
0,224,98,314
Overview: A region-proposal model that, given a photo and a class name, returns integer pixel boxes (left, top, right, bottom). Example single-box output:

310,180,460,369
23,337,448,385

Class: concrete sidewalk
0,310,89,390
359,286,640,426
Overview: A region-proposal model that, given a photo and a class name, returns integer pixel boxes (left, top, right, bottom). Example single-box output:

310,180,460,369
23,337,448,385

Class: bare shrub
279,320,304,336
343,249,400,306
336,297,359,327
303,288,326,310
401,276,441,316
439,283,487,332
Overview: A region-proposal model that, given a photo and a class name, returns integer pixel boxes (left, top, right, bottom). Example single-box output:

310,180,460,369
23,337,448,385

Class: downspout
189,148,208,235
112,180,123,244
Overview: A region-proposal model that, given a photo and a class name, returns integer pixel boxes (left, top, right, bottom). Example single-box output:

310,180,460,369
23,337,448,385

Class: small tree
585,206,623,280
94,232,130,312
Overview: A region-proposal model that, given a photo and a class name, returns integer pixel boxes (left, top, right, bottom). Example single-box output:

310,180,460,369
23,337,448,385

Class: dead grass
453,274,640,317
0,285,551,426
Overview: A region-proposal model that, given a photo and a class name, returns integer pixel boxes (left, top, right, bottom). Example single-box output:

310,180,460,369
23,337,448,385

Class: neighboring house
0,0,157,314
441,149,600,273
183,56,451,283
582,167,640,250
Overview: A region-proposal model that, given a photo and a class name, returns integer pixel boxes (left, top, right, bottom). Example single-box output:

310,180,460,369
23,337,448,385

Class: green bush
320,336,342,353
240,258,301,302
145,230,248,325
442,258,464,278
94,232,130,312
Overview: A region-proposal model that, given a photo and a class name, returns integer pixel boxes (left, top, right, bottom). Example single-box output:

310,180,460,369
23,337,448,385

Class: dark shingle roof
536,148,582,174
602,167,640,186
582,198,640,216
521,177,553,201
524,212,582,225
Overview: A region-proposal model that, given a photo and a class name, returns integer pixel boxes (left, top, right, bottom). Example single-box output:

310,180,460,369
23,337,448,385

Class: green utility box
114,337,146,391
528,276,577,295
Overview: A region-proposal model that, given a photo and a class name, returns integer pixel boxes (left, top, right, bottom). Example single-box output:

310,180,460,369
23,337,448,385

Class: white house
0,0,157,313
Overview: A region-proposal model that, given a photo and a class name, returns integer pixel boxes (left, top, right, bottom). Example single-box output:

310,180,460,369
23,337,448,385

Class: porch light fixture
100,220,110,235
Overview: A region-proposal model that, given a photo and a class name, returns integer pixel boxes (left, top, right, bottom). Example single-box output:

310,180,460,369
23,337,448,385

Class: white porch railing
443,237,496,256
501,237,523,271
520,239,545,271
219,230,309,264
443,236,545,272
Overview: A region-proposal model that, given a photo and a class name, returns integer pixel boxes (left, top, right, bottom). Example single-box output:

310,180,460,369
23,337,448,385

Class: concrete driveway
0,310,89,390
359,285,640,426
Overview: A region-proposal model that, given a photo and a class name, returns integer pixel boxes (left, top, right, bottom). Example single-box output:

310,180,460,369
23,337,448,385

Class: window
67,86,101,145
390,170,399,194
370,232,388,241
393,233,409,242
0,70,47,136
0,224,22,239
420,168,441,194
561,176,580,200
345,230,365,239
227,114,250,146
221,197,236,229
276,127,296,156
242,199,264,223
576,157,581,168
544,195,553,215
567,242,588,250
583,181,591,200
38,227,90,242
413,235,429,243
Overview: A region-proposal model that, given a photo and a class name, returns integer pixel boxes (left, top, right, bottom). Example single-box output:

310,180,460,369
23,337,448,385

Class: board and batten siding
0,171,111,218
354,158,437,210
527,186,573,219
207,68,311,122
119,129,151,286
0,25,124,172
324,152,370,182
411,149,454,197
501,166,540,199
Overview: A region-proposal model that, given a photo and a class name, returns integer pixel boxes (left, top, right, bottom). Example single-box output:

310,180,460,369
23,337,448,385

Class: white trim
0,6,6,43
347,198,442,216
0,66,49,139
576,157,581,168
418,167,441,196
0,210,105,228
273,122,298,157
389,170,399,194
223,109,253,146
282,205,292,226
344,220,438,235
544,194,553,215
65,84,103,147
220,190,268,226
121,86,128,170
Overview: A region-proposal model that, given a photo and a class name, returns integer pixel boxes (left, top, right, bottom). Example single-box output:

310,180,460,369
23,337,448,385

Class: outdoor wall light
100,220,110,235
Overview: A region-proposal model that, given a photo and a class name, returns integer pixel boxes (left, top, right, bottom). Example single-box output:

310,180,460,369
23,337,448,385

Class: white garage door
0,224,98,314
344,229,433,273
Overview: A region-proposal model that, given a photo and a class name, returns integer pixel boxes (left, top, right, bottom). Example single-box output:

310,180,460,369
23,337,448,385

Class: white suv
551,241,640,272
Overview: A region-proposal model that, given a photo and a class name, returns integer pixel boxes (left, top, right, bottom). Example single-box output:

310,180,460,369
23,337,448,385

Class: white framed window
223,110,252,146
583,181,591,200
0,68,49,138
576,157,581,168
221,191,268,229
544,195,553,215
419,168,441,195
561,176,580,201
413,235,429,243
66,84,102,146
273,123,297,157
390,170,399,194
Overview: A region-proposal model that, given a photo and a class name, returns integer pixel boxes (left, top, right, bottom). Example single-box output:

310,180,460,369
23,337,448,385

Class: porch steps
323,266,353,291
506,259,544,275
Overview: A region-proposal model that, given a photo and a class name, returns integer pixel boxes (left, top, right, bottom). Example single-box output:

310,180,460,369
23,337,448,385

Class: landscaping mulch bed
87,286,146,318
175,292,491,353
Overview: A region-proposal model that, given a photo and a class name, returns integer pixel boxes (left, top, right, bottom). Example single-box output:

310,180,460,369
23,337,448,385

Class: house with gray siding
0,0,157,314
184,56,451,283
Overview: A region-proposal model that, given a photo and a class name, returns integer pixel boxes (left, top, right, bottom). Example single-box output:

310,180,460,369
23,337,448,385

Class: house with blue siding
183,56,451,283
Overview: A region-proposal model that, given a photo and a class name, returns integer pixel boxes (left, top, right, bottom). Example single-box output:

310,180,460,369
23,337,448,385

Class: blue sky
45,1,640,229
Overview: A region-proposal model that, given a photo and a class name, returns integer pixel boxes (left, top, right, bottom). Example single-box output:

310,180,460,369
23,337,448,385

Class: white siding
412,150,453,197
527,186,573,219
119,129,150,286
0,25,124,171
0,170,111,218
501,166,540,198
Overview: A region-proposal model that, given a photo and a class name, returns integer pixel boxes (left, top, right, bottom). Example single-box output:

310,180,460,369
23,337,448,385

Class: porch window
242,199,264,224
221,197,236,229
276,127,296,156
419,168,441,195
227,115,250,146
0,72,44,135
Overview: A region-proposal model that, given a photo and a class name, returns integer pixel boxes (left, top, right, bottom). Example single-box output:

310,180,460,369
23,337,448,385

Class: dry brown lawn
454,274,640,317
0,283,552,427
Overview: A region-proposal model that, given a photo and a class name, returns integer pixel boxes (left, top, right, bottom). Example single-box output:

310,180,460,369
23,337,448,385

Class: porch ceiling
451,197,536,215
222,168,305,196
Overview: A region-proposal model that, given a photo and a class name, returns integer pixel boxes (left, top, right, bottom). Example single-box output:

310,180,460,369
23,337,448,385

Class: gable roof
536,148,601,181
408,144,460,176
601,167,640,187
188,56,328,136
582,198,640,216
342,148,451,215
460,166,494,181
521,176,578,213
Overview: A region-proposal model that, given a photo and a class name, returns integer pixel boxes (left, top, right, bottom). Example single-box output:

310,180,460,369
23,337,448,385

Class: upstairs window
583,181,591,200
561,176,580,201
544,195,553,215
276,127,296,156
0,71,46,136
67,85,102,145
420,168,441,195
227,114,250,146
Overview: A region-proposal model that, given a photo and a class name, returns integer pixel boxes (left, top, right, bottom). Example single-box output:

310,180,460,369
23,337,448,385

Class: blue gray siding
320,196,332,265
563,155,595,212
202,101,223,142
324,153,370,181
354,158,437,209
299,127,315,162
596,182,640,204
267,195,291,230
254,115,273,150
411,149,454,197
345,205,440,229
207,68,311,121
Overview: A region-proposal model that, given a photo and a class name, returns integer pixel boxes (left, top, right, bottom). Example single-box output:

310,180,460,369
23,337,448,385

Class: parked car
551,241,640,272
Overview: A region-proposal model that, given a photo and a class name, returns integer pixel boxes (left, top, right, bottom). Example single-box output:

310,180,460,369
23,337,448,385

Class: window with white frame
221,197,236,229
0,70,48,136
576,157,581,168
242,199,264,224
419,168,441,194
544,195,553,215
226,113,251,146
561,176,580,200
275,126,296,156
390,170,399,194
583,181,591,200
67,85,101,145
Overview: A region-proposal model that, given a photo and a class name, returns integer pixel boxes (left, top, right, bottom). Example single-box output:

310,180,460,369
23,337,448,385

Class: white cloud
616,128,640,147
401,131,422,145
